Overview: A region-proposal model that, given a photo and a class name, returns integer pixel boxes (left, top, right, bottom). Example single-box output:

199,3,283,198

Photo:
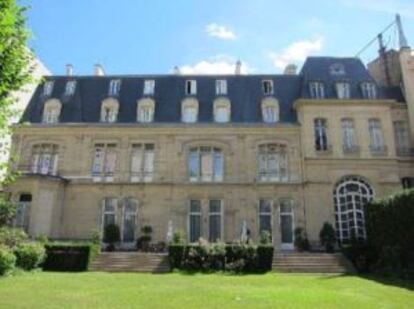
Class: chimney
66,64,73,76
284,64,297,75
173,66,181,75
235,60,242,75
94,64,105,76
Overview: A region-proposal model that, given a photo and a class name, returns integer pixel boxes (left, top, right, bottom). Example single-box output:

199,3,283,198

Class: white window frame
181,99,198,123
65,80,76,96
43,81,54,96
92,143,117,182
261,98,279,123
258,144,288,182
258,199,273,237
42,100,61,124
108,79,121,96
393,121,410,156
185,80,197,95
188,146,223,182
336,82,350,99
309,82,325,99
143,80,155,95
262,80,274,95
368,119,386,152
102,198,118,233
14,194,32,232
100,99,119,123
279,199,295,250
215,80,227,95
188,199,202,243
361,82,377,99
213,99,231,123
31,144,59,176
121,198,138,243
130,143,155,182
341,118,358,152
137,99,155,123
314,118,329,151
208,199,223,242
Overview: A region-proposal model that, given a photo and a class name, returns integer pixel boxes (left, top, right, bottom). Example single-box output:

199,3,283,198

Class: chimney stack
235,60,242,75
66,64,73,76
284,64,297,75
173,66,181,75
94,64,105,76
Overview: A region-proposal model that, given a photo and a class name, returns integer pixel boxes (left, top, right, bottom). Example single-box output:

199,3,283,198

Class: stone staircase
89,252,170,273
272,252,355,273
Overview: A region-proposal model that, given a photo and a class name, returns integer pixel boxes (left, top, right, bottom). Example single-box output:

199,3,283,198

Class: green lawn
0,272,413,309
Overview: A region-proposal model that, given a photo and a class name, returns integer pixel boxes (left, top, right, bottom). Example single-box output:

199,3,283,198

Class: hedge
43,243,98,272
168,243,274,273
345,189,414,277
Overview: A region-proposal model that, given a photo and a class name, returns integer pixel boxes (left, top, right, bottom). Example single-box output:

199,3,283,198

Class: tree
0,0,32,185
0,196,16,227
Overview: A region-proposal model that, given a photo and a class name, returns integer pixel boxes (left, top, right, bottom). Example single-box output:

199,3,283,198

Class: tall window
189,147,223,182
258,144,288,182
130,143,154,182
213,99,230,123
102,198,117,230
42,81,54,96
185,80,197,95
262,80,274,95
14,194,31,232
341,118,358,153
402,177,414,189
143,80,155,95
336,82,350,99
137,99,155,123
334,176,374,244
361,82,377,99
100,99,119,123
314,118,329,151
182,99,198,123
92,143,117,181
42,100,61,124
189,200,202,243
65,80,76,96
393,121,410,156
368,119,386,153
122,198,138,242
259,199,272,236
261,99,279,123
216,80,227,95
31,144,59,175
108,79,121,96
209,200,222,242
309,82,325,99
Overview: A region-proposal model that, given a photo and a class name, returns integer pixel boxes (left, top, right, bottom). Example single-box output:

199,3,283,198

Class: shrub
319,222,336,253
103,224,120,251
0,245,16,276
225,244,257,272
90,229,101,245
294,227,310,251
259,231,272,245
257,245,274,272
172,231,185,244
0,197,16,226
169,244,186,269
43,243,93,272
35,234,49,245
141,225,153,234
14,242,46,271
0,227,28,248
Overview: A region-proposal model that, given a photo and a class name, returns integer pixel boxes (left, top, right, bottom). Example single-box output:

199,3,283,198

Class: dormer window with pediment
100,98,119,123
213,98,231,123
182,98,198,123
261,98,279,123
42,99,62,124
137,98,155,123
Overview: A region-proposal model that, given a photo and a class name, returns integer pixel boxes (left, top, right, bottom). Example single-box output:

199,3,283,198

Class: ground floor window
189,200,202,243
122,198,138,243
334,176,374,244
188,199,223,243
258,199,272,236
280,199,294,249
14,193,31,232
102,198,117,230
208,200,222,242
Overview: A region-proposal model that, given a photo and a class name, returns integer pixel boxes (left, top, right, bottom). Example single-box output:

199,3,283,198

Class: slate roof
21,57,405,124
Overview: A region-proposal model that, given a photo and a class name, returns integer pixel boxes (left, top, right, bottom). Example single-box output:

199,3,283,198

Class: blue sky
23,0,414,75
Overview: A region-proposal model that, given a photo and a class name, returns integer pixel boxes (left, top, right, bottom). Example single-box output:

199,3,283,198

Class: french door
280,200,294,250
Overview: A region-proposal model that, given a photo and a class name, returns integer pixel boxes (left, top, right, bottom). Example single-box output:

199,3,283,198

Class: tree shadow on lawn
319,273,414,291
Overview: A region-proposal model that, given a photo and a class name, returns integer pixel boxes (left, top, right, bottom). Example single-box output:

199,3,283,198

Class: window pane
201,151,213,181
189,151,199,181
213,151,223,181
131,145,143,175
189,214,201,242
104,149,117,175
259,215,271,234
143,148,154,181
190,200,201,213
209,214,221,242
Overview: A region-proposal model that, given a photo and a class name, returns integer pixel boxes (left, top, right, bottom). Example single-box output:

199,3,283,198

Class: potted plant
294,227,310,252
319,222,336,253
137,225,152,251
103,224,120,251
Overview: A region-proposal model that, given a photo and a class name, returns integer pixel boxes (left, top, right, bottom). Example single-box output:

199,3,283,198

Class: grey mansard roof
21,57,405,124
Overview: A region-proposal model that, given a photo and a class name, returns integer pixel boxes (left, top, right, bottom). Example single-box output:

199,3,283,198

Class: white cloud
341,0,414,18
178,56,250,75
205,23,237,40
268,37,324,70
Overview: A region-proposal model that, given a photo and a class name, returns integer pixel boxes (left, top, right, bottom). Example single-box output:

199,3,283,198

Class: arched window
261,98,279,123
334,176,374,244
137,98,155,123
42,99,61,124
258,143,288,182
181,98,198,123
100,98,119,123
31,144,59,175
213,98,231,123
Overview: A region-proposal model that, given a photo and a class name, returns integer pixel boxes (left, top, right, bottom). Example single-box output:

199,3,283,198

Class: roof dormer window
108,79,121,96
329,63,345,76
336,82,350,99
42,99,61,124
100,98,119,123
262,80,274,95
43,81,54,96
143,80,155,95
182,98,198,123
361,82,377,99
185,80,197,95
216,80,227,95
64,80,76,96
309,81,325,99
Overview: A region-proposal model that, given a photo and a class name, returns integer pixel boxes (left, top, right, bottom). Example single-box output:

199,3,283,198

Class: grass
0,272,413,308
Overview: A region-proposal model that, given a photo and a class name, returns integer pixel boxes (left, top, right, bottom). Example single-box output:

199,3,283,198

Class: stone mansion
6,45,414,250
